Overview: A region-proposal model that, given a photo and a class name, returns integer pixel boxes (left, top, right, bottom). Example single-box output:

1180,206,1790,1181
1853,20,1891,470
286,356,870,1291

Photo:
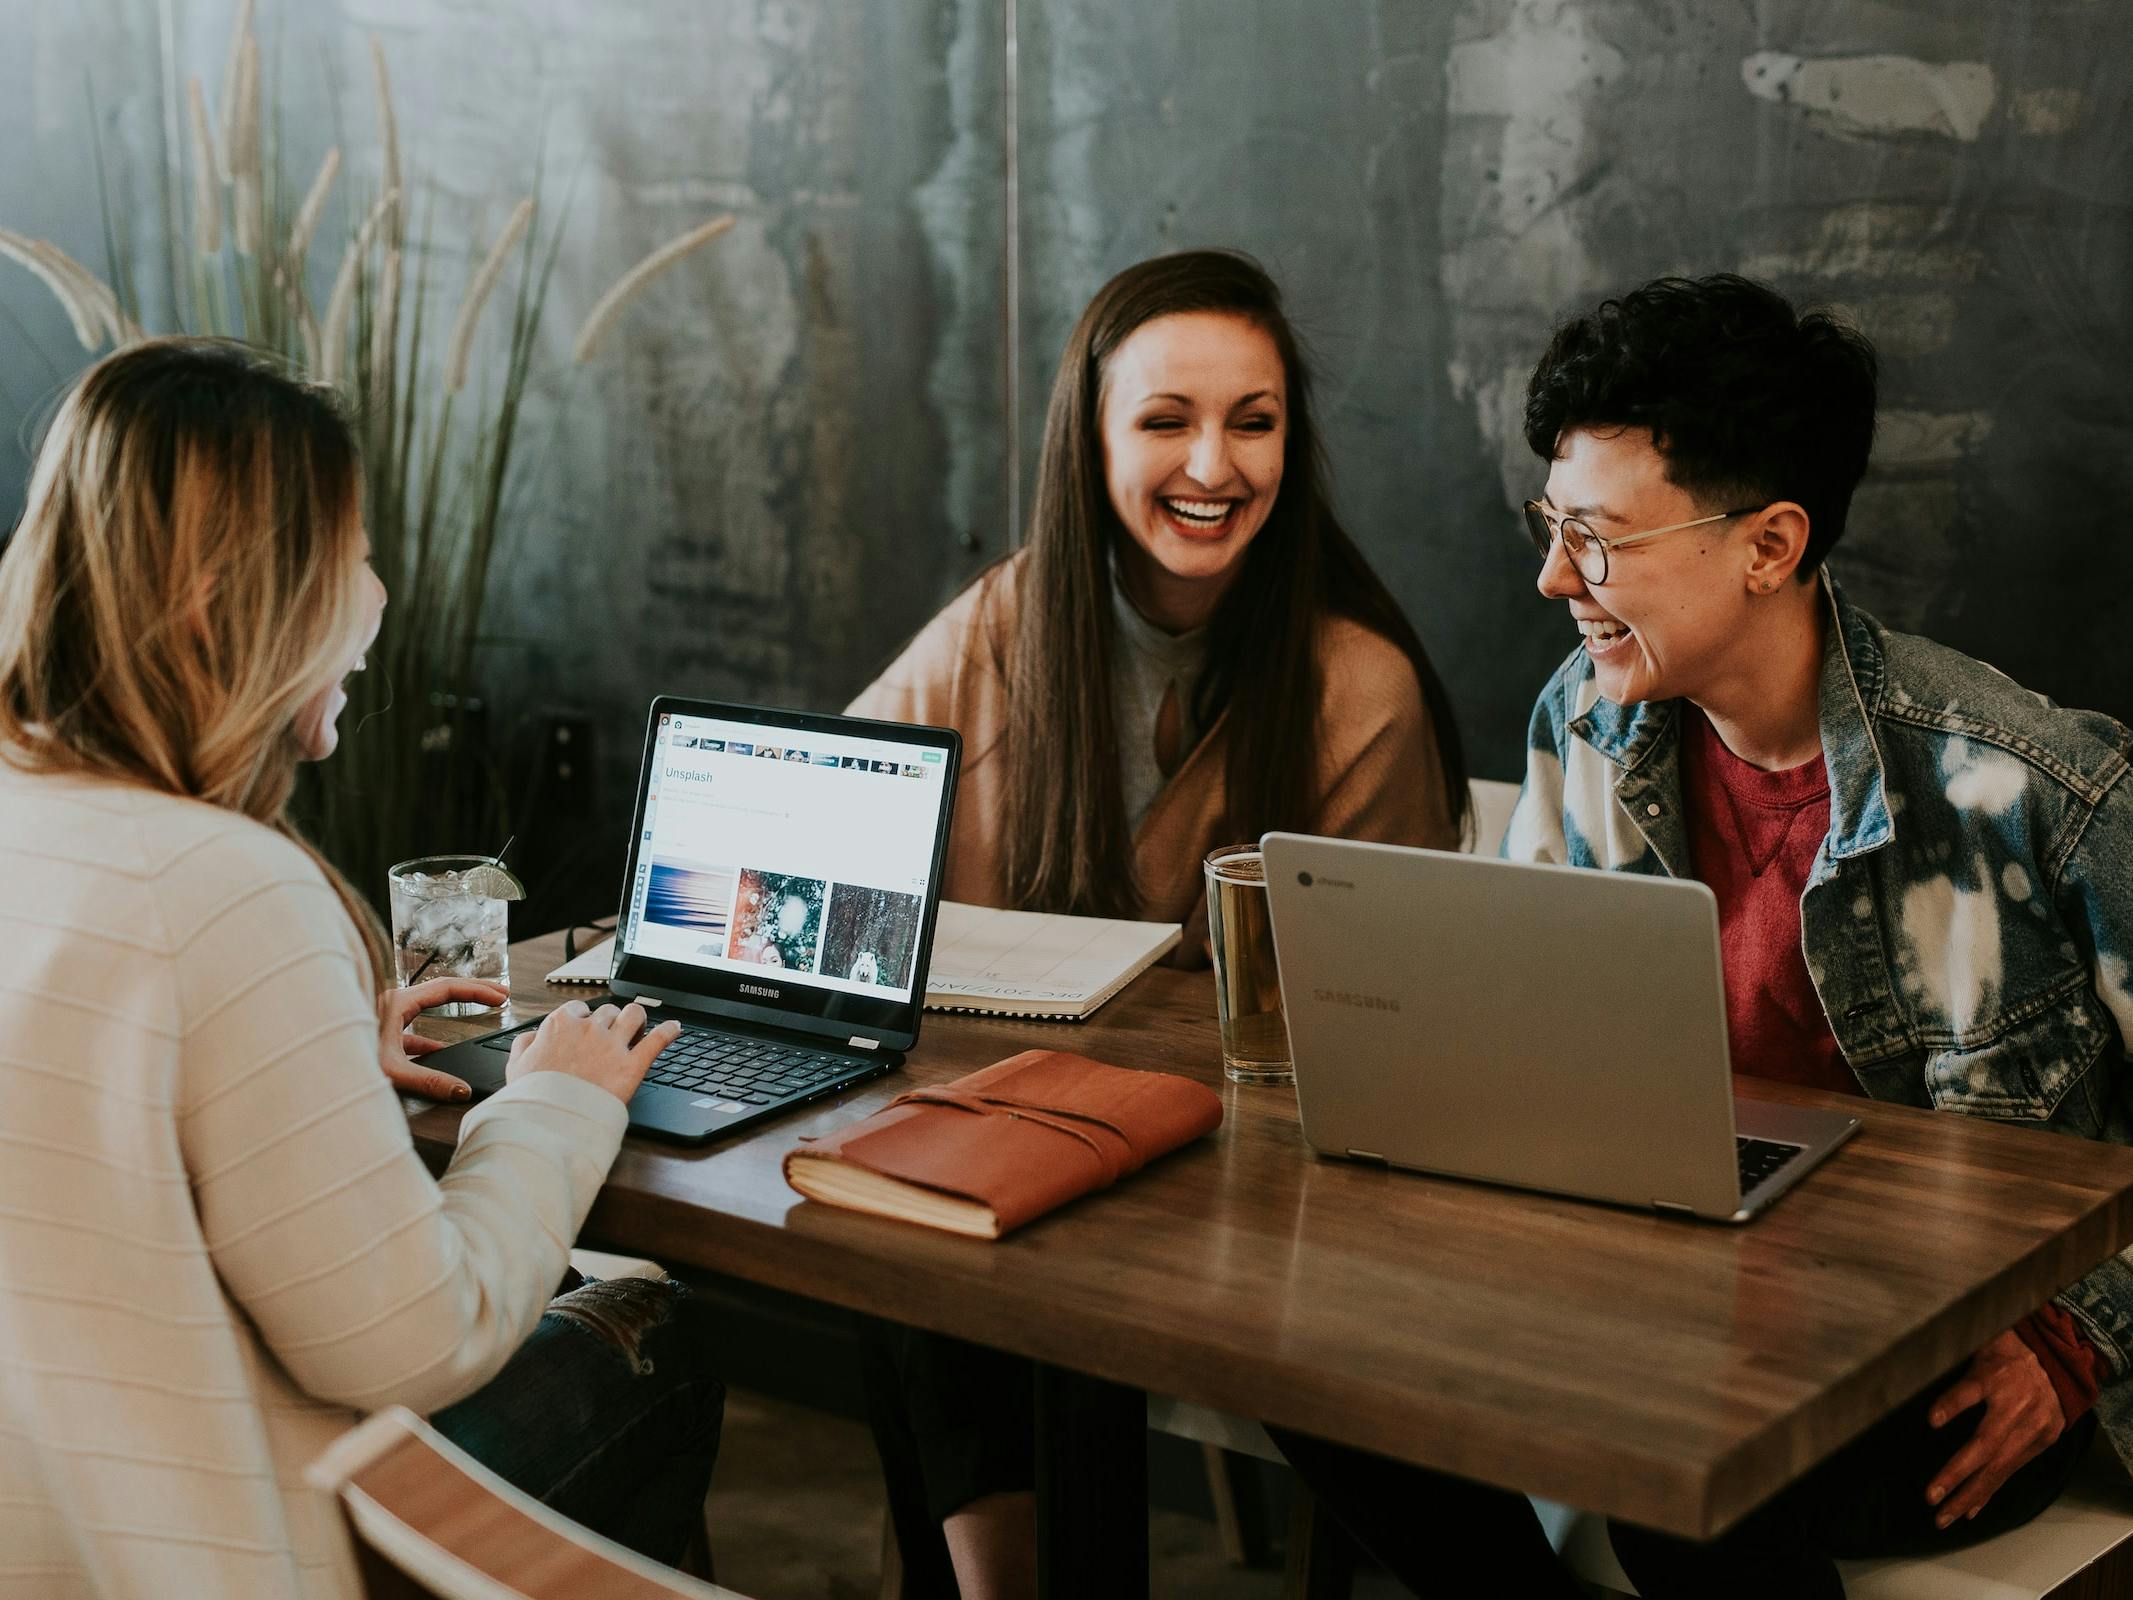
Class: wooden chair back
307,1406,744,1600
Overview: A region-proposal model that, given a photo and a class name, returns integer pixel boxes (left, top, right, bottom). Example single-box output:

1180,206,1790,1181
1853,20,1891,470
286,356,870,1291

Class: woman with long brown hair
850,250,1468,1597
852,248,1466,957
0,339,721,1598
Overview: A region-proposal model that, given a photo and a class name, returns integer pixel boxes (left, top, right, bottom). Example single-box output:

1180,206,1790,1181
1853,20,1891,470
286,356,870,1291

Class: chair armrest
308,1407,741,1599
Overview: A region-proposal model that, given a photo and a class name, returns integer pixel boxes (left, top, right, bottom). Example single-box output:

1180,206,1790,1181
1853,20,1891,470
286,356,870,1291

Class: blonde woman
0,340,721,1599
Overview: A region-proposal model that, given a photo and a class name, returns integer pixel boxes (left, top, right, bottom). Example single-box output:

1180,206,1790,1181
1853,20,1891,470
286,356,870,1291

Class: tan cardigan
0,764,627,1600
848,560,1458,962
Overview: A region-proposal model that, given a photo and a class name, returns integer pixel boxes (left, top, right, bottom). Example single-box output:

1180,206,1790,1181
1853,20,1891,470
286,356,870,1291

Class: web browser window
620,711,949,1003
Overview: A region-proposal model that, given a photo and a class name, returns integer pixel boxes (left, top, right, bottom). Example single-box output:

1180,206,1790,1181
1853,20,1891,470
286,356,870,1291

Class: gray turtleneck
1110,580,1211,832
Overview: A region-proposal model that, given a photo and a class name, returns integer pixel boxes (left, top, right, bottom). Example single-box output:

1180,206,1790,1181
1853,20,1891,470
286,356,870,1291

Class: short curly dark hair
1523,274,1878,573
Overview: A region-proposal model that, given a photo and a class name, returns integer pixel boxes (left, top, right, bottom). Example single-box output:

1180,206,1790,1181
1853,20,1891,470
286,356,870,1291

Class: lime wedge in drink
462,864,527,901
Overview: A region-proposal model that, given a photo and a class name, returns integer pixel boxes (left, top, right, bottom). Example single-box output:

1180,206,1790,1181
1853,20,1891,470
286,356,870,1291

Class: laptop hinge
847,1036,880,1051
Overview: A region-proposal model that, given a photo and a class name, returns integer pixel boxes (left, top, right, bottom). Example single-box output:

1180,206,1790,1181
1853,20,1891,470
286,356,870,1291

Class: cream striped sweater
0,763,628,1599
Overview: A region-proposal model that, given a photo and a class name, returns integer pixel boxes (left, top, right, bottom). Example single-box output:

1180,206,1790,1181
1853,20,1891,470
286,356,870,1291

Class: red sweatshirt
1680,707,2105,1422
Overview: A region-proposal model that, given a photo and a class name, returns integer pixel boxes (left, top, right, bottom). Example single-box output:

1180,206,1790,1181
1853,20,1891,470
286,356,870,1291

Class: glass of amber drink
1204,845,1293,1084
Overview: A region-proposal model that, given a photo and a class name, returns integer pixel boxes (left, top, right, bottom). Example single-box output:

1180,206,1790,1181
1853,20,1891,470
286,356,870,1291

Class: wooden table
411,930,2133,1588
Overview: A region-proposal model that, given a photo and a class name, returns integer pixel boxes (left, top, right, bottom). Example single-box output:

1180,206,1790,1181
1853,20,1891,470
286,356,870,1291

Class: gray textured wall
1016,0,2133,774
3,2,2128,861
0,0,1005,867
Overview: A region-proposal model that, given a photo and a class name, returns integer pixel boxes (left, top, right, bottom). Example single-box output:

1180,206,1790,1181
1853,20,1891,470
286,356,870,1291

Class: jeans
431,1273,726,1567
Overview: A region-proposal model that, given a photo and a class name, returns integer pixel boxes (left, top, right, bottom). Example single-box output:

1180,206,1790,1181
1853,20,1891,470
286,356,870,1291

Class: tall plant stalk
4,5,735,911
303,180,569,906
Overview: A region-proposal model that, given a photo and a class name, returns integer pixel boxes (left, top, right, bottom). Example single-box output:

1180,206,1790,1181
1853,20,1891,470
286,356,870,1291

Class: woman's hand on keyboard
507,999,682,1104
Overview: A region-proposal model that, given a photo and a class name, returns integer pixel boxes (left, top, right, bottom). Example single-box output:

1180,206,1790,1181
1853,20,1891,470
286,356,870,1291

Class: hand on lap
1925,1329,2065,1529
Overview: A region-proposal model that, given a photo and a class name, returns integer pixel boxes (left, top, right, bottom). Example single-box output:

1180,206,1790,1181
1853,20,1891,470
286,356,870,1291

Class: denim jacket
1503,575,2133,1459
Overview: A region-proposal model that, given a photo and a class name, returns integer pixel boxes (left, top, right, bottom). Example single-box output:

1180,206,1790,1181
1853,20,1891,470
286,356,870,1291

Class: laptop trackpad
628,1080,752,1138
427,1028,747,1140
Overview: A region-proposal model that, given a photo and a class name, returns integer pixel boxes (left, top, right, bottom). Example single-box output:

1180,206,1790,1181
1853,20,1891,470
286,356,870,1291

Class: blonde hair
0,338,391,984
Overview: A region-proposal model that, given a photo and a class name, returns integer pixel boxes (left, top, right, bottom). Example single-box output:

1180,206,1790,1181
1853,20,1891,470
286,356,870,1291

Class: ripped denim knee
546,1275,686,1377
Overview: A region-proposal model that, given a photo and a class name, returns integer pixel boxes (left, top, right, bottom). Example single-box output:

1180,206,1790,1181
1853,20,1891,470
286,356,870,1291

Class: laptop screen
610,697,960,1042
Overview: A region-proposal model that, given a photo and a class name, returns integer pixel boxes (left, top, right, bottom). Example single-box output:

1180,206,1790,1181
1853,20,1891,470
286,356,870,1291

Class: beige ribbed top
0,760,628,1600
848,555,1459,963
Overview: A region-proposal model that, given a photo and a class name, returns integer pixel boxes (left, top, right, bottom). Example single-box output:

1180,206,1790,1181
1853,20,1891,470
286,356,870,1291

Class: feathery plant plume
214,0,255,183
369,244,399,411
229,37,262,256
0,230,102,348
186,78,220,256
571,213,734,362
33,238,117,344
283,146,339,359
443,197,532,392
320,188,396,385
287,146,339,268
369,36,402,245
26,241,112,342
29,240,133,345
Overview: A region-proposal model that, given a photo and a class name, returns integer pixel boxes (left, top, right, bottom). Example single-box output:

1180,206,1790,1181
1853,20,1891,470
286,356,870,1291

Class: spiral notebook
546,903,1179,1021
919,902,1180,1020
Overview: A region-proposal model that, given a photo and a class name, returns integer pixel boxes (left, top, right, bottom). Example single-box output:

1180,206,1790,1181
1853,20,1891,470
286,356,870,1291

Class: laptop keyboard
1737,1135,1805,1193
484,1022,861,1106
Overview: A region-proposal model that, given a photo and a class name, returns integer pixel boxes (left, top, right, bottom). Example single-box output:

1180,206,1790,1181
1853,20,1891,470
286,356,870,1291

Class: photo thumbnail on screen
821,884,924,990
643,858,737,946
728,869,828,971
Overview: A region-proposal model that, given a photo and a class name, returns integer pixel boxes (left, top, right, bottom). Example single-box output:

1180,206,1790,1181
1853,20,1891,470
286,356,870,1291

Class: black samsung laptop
426,696,961,1142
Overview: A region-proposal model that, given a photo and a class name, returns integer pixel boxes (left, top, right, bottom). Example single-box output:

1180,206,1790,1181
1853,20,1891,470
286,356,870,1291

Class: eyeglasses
1523,500,1763,586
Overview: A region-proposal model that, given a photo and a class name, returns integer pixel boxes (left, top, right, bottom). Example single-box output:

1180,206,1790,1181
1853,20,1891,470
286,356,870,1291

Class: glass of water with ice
387,855,519,1016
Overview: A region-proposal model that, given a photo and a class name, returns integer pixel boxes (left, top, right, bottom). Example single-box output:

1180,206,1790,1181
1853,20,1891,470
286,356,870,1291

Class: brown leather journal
782,1049,1223,1238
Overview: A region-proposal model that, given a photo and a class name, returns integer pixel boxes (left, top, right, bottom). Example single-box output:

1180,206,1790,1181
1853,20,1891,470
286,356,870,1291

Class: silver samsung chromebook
1260,835,1859,1223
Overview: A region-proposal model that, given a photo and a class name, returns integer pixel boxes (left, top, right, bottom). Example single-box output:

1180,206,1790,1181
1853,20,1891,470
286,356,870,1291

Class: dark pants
431,1273,727,1567
1609,1387,2096,1599
1268,1424,1589,1600
856,1317,1035,1600
1271,1370,2095,1600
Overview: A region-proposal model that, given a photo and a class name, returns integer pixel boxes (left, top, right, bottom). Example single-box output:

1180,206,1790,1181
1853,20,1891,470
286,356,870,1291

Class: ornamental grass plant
1,2,733,911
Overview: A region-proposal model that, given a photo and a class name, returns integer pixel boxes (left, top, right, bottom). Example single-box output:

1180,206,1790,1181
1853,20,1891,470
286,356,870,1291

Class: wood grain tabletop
405,929,2133,1537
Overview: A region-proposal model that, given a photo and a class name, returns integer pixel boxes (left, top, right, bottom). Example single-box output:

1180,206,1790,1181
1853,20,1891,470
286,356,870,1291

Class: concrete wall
0,0,1005,878
3,2,2127,851
1016,0,2133,773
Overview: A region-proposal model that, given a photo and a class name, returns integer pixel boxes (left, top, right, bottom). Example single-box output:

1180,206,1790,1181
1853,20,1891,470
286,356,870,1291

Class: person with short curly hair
1270,274,2133,1599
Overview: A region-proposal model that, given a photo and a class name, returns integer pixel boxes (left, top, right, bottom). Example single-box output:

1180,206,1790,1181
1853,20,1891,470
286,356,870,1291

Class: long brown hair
1001,250,1469,916
0,338,391,983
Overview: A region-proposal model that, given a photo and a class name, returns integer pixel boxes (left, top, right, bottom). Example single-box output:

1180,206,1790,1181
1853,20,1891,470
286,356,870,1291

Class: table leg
1033,1361,1148,1600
